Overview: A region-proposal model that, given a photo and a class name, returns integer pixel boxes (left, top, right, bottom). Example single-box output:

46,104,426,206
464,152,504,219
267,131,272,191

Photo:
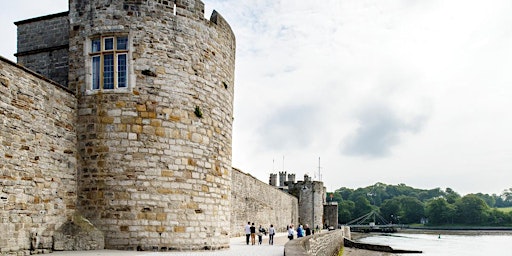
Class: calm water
358,233,512,255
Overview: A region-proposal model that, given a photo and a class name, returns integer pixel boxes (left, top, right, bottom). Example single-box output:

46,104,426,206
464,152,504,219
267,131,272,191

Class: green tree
380,198,401,224
338,200,355,224
353,195,373,220
501,188,512,207
445,188,461,204
454,194,490,224
399,196,425,224
425,198,455,225
488,209,512,226
475,193,496,208
336,187,354,200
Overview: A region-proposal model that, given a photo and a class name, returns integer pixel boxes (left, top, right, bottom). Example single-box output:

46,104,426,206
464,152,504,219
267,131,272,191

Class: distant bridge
346,210,401,233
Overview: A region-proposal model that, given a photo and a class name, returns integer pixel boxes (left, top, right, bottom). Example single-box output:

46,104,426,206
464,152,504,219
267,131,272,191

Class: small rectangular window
92,39,101,53
103,54,114,89
117,37,128,50
104,37,114,51
92,56,101,90
118,53,127,88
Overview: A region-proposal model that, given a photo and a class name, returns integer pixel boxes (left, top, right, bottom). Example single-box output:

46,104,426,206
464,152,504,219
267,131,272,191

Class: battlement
121,0,204,20
72,0,232,32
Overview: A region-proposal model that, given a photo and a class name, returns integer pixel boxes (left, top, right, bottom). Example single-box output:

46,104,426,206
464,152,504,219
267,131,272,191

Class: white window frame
86,34,133,93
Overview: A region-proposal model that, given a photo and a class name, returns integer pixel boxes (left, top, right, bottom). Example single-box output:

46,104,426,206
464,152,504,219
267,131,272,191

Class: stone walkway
52,233,289,256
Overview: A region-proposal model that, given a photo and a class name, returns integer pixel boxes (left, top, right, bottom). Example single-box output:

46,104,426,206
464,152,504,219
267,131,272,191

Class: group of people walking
244,222,276,245
244,221,315,245
287,223,312,240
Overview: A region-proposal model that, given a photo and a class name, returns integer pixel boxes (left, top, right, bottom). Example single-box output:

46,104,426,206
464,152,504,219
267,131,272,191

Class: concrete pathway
52,233,289,256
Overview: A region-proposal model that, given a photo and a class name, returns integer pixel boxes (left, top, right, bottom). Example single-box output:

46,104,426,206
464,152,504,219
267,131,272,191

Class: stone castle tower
15,0,236,251
294,174,326,229
269,173,331,230
69,0,235,250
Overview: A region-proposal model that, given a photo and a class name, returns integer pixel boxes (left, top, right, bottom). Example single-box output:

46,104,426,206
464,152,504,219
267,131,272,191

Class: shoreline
398,227,512,236
342,228,512,256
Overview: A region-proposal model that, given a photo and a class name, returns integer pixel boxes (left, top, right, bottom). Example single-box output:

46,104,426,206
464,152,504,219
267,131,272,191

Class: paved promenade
52,233,289,256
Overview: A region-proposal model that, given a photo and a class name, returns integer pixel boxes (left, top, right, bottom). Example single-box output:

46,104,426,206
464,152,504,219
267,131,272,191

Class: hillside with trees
329,183,512,226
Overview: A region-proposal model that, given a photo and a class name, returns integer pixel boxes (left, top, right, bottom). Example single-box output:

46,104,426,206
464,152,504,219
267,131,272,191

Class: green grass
495,207,512,213
338,245,344,256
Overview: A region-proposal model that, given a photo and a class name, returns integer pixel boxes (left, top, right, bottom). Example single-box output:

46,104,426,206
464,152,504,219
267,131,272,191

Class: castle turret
279,171,287,187
287,173,296,184
69,0,235,250
269,173,277,186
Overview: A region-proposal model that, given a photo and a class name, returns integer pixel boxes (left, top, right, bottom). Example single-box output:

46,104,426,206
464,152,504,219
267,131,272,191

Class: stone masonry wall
68,0,236,250
15,12,70,86
231,168,298,237
301,182,325,230
289,180,326,230
284,227,350,256
323,203,338,228
0,56,77,255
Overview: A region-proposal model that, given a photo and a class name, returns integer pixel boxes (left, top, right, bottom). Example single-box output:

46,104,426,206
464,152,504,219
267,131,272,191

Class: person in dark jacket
305,224,311,236
250,223,256,245
257,225,266,245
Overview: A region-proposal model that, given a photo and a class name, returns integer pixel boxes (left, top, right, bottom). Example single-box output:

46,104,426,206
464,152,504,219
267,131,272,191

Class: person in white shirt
288,224,295,240
268,224,276,245
245,222,251,245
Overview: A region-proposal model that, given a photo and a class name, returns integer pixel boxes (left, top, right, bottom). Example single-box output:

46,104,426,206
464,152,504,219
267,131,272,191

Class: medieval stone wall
15,12,70,86
0,57,77,255
289,178,326,230
1,0,324,254
67,0,236,250
231,168,299,237
323,203,338,228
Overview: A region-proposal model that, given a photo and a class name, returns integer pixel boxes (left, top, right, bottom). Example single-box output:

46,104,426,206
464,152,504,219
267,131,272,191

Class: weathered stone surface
284,228,350,256
67,0,235,251
0,56,77,255
53,214,105,251
231,168,299,236
15,12,69,86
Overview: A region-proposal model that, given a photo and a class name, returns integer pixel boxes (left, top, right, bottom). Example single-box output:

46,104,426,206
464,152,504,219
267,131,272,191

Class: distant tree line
329,183,512,226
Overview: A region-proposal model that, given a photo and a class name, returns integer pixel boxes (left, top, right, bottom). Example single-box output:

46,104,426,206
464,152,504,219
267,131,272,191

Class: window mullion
114,51,118,89
100,54,104,90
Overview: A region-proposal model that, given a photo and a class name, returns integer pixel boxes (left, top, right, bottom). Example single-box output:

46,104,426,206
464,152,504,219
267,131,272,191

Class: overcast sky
2,1,512,196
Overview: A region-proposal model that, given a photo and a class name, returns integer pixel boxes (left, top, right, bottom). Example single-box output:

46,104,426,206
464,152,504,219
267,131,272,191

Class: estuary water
358,232,512,255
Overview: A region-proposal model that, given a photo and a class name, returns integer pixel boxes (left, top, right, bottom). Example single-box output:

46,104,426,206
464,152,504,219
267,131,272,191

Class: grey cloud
257,104,320,151
341,103,427,158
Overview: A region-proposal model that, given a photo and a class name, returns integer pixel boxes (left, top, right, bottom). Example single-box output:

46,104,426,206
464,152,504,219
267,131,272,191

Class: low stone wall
231,168,299,236
284,227,350,256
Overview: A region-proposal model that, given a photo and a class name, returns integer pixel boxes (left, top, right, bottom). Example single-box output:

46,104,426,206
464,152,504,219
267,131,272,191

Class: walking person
268,224,275,245
288,224,295,240
257,225,265,245
245,222,251,245
305,224,311,236
297,224,304,238
250,223,256,245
